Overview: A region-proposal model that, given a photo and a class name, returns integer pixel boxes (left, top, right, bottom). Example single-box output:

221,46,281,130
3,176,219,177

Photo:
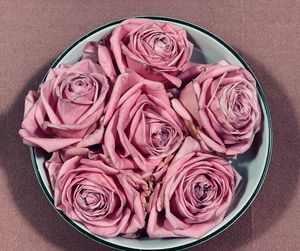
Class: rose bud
110,18,193,88
147,136,241,238
19,59,110,152
102,71,186,173
172,61,261,156
47,154,148,238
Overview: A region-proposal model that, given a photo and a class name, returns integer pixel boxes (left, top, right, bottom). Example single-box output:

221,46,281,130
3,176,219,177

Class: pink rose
19,59,110,152
172,61,261,156
110,18,193,88
47,154,147,238
102,71,186,173
147,137,241,238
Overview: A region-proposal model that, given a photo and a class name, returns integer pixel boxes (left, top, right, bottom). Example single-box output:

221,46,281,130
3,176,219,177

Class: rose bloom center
191,175,216,207
151,126,171,148
76,186,109,214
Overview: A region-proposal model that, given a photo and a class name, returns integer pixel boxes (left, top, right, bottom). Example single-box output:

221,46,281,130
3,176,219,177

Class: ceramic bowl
31,16,272,250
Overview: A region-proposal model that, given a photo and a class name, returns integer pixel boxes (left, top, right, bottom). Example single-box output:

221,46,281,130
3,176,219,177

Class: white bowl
31,16,272,250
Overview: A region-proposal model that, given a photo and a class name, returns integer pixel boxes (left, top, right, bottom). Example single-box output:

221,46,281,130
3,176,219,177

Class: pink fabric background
0,0,299,250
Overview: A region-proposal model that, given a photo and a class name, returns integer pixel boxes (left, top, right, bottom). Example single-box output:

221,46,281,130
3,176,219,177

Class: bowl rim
30,16,273,251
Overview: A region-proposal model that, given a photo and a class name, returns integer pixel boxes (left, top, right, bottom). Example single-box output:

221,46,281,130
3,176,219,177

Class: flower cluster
19,18,261,239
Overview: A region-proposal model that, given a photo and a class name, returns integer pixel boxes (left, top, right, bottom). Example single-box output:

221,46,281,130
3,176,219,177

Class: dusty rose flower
19,59,110,152
47,154,147,238
147,137,241,238
102,71,186,173
110,18,193,88
172,61,261,156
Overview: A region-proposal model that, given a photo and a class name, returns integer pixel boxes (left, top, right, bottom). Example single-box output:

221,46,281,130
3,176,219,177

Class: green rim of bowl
30,16,273,251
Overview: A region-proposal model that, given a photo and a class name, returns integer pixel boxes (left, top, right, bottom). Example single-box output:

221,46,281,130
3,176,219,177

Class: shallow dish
30,16,272,250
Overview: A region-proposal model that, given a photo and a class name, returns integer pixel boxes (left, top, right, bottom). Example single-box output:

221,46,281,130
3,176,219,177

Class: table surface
0,0,299,250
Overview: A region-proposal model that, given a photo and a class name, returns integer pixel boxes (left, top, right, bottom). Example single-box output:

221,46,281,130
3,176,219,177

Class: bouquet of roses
19,18,261,239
